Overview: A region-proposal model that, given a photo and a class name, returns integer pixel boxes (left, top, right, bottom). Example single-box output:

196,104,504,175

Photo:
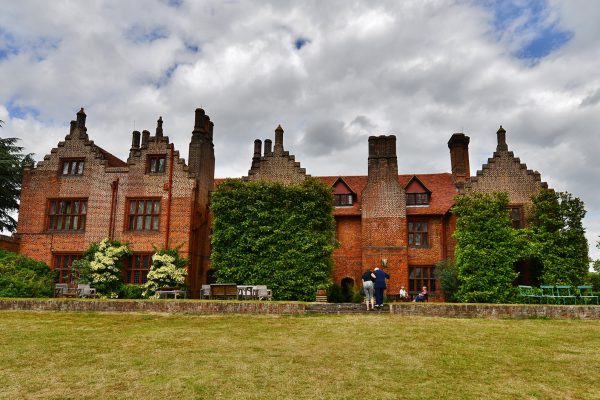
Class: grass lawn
1,311,599,399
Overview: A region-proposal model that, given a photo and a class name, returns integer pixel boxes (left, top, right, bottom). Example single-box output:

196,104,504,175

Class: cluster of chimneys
251,124,285,166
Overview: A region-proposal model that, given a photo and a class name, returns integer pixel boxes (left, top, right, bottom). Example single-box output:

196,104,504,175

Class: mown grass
1,311,599,399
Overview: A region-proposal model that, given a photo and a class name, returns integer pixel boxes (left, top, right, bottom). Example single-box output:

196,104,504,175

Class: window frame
146,154,166,174
408,265,436,293
60,158,85,176
47,198,88,232
334,193,354,207
408,221,429,248
509,206,524,229
126,198,161,231
52,253,82,283
124,253,153,284
406,192,430,206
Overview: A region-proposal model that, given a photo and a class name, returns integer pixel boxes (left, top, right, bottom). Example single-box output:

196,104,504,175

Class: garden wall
0,299,599,319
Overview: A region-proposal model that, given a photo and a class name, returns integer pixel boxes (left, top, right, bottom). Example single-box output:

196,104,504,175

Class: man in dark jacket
373,267,390,309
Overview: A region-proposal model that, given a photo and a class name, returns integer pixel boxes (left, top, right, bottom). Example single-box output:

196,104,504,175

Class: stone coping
0,299,599,319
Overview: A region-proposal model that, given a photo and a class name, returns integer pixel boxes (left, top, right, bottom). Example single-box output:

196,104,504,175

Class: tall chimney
368,135,398,181
448,133,471,184
141,130,150,147
264,139,272,156
156,117,163,137
252,139,262,168
496,125,508,151
131,130,141,149
76,108,86,129
274,125,284,154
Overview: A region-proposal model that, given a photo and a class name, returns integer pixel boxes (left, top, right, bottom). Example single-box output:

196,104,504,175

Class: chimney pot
132,130,141,149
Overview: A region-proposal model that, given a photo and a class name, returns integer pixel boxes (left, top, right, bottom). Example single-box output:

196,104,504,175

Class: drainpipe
109,178,119,240
164,144,174,249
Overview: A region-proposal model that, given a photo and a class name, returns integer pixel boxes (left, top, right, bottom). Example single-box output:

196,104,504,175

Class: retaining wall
0,299,599,319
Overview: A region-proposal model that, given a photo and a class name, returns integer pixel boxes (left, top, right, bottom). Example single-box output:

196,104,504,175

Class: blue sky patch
185,42,200,54
294,37,310,50
125,25,170,43
7,100,40,119
477,0,573,61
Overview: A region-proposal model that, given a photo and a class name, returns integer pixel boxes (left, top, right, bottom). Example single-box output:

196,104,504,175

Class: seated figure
399,286,410,301
414,286,428,302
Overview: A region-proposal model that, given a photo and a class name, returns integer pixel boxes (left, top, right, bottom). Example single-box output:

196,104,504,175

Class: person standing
361,269,376,311
373,267,390,309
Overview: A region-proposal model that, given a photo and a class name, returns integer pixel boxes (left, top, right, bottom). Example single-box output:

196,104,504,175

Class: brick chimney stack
131,130,141,149
141,130,150,148
76,108,86,129
188,107,215,182
252,139,262,169
274,125,284,155
264,139,272,156
156,117,163,137
367,135,398,182
496,125,508,151
448,133,471,186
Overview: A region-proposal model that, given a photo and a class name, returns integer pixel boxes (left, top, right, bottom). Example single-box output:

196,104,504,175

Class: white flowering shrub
85,238,131,298
143,248,188,298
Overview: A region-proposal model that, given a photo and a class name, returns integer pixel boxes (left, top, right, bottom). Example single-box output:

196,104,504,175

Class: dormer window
61,159,84,175
334,194,354,206
331,177,356,208
405,176,431,207
147,155,166,173
407,193,429,206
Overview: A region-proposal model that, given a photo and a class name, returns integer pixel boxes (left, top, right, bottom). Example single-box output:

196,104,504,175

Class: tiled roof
214,173,458,216
97,146,128,167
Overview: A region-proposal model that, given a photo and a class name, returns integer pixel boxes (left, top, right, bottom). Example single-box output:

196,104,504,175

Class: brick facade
16,108,214,297
16,110,546,299
243,125,548,296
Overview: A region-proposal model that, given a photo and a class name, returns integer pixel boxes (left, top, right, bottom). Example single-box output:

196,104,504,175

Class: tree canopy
529,189,589,286
0,137,33,232
210,178,337,301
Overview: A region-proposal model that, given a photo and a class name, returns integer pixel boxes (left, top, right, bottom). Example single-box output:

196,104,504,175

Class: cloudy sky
1,0,599,261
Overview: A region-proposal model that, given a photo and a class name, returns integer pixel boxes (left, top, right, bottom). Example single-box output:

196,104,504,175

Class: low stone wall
0,299,598,319
389,302,600,319
0,299,305,315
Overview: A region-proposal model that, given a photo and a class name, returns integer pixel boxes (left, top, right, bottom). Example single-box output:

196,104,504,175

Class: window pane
145,216,151,229
158,158,165,172
80,215,86,229
73,216,78,229
150,158,157,172
64,216,71,230
129,201,136,214
59,201,66,213
50,201,57,214
57,216,64,230
77,161,84,174
136,216,143,230
81,201,87,214
62,162,69,175
146,200,152,214
416,268,422,278
137,201,144,214
153,216,159,230
154,201,160,213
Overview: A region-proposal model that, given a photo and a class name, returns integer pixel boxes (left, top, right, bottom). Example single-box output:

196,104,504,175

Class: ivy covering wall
210,178,337,301
453,192,522,303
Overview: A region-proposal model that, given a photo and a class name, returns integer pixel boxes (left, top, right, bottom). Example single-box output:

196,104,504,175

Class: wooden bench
209,283,238,300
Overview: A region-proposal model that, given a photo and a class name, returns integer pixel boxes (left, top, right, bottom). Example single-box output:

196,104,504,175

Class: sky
0,0,599,262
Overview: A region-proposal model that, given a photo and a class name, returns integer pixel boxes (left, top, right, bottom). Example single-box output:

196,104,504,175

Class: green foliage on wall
210,178,337,301
528,189,589,286
0,249,56,297
453,192,521,303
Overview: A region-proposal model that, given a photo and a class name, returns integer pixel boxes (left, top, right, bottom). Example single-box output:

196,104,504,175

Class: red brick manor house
12,108,547,298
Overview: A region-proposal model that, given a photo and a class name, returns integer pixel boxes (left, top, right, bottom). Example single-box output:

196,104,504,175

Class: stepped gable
465,126,548,203
245,125,309,184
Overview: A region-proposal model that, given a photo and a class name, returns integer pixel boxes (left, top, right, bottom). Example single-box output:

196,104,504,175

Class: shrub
120,284,145,299
434,259,459,302
327,283,344,303
0,249,56,297
142,248,188,298
84,239,131,298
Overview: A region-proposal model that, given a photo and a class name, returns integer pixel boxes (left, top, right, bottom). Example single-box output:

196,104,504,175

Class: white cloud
0,0,599,260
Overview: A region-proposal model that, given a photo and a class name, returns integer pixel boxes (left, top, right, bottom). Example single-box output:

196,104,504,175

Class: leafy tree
0,249,56,297
453,192,521,303
529,189,588,286
211,178,337,301
434,258,459,302
0,137,33,232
